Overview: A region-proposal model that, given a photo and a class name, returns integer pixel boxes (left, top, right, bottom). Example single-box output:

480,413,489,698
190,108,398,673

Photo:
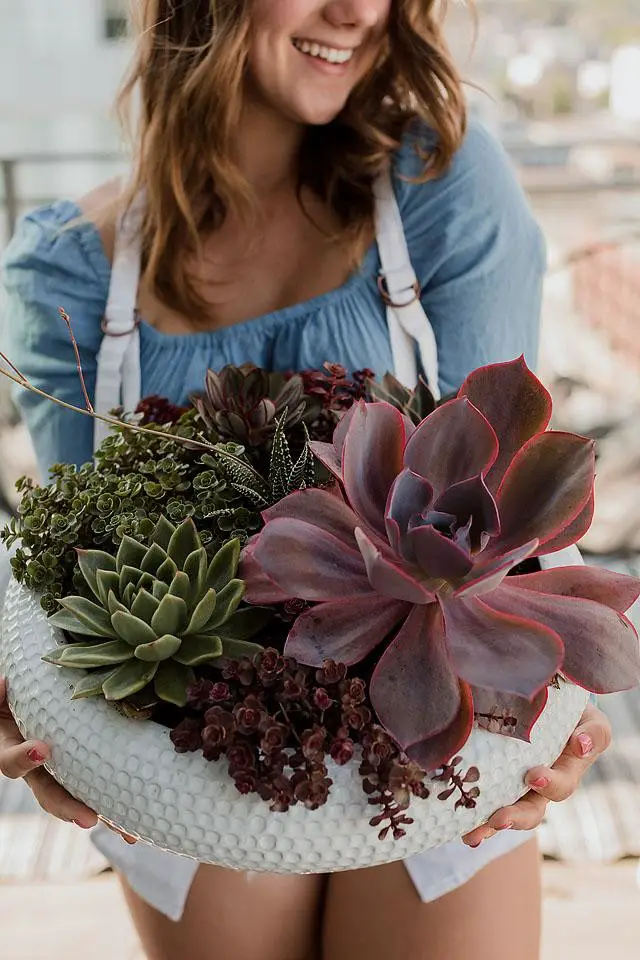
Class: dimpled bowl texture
0,545,588,873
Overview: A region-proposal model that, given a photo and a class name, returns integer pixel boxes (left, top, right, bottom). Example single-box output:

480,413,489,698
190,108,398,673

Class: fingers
462,790,548,846
1,677,135,842
567,703,612,760
23,767,99,827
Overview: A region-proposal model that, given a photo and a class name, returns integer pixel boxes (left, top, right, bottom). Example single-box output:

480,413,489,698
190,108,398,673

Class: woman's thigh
322,838,541,960
120,863,326,960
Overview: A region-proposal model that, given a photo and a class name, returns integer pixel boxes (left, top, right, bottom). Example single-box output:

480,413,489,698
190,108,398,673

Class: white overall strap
373,171,441,399
93,194,144,453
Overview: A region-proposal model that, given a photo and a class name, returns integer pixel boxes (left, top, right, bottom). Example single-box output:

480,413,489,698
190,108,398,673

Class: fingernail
26,747,45,764
467,840,482,848
578,734,593,757
497,821,513,831
123,835,137,845
529,776,549,790
73,819,93,830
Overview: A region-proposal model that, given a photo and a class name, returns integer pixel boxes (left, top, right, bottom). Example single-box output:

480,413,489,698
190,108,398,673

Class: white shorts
92,823,533,921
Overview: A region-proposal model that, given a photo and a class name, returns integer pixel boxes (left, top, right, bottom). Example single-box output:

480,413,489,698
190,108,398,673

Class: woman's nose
323,0,388,30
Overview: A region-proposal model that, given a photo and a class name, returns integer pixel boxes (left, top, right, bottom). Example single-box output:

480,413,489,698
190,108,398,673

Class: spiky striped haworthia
44,517,269,707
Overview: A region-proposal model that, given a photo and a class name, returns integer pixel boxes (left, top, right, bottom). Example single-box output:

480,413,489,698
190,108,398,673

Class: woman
0,2,610,958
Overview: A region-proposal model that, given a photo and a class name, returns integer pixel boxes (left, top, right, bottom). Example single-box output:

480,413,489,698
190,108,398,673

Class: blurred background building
1,3,640,957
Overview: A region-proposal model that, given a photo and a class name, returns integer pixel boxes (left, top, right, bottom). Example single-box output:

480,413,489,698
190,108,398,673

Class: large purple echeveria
240,358,640,771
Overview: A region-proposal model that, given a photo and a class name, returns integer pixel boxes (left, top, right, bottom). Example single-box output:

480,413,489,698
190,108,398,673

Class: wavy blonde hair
117,0,468,321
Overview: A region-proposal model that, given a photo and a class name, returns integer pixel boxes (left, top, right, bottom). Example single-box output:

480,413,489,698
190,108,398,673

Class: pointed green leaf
76,549,116,601
58,597,117,639
184,588,217,635
116,535,147,572
134,634,182,662
70,668,114,700
167,519,201,569
151,516,176,552
96,569,120,608
207,579,245,628
123,582,136,608
48,609,103,638
157,556,178,585
173,633,223,666
140,542,167,576
168,571,191,604
184,548,207,603
152,580,169,602
206,539,241,593
42,639,133,668
130,589,160,624
220,638,264,660
137,571,155,593
153,661,195,707
111,610,157,646
119,564,142,596
102,659,159,701
216,606,273,641
107,590,129,618
151,593,187,636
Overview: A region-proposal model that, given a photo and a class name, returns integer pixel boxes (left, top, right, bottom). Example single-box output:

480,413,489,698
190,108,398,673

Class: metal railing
2,149,640,243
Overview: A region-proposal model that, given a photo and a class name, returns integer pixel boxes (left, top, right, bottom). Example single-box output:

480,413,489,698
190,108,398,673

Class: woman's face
247,0,391,126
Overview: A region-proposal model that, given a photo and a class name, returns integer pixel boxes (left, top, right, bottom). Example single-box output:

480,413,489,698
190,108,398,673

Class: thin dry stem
0,359,216,454
58,308,94,413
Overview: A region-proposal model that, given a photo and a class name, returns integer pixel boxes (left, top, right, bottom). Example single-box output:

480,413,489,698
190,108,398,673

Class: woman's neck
233,97,306,197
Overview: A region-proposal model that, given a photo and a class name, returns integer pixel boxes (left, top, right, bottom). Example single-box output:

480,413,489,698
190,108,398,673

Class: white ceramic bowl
0,546,588,873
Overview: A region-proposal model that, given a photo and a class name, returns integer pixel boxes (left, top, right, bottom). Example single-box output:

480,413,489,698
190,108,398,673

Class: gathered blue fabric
2,119,546,482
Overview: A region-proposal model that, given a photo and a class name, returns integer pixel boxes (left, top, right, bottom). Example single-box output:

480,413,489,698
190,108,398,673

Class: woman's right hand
0,677,135,841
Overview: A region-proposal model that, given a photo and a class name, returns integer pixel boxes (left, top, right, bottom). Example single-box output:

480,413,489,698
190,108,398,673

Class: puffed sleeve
1,201,110,480
394,118,547,396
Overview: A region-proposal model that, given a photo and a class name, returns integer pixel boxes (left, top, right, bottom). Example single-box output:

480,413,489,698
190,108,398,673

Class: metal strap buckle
377,274,421,309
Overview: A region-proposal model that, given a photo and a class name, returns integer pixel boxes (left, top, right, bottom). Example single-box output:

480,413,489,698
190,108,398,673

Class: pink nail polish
467,840,482,848
529,776,549,790
577,734,593,757
27,747,45,764
73,819,93,830
498,821,513,831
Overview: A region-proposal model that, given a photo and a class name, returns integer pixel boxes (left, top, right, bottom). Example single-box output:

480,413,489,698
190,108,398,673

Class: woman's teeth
292,40,354,64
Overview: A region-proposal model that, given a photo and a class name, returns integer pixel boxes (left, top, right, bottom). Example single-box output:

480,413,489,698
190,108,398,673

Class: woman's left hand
461,703,612,847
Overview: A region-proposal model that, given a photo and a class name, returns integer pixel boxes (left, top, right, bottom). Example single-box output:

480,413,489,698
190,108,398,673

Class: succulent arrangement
42,517,268,707
4,356,640,840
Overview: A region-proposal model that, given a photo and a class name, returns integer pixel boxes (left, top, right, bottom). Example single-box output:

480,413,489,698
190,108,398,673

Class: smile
292,39,355,64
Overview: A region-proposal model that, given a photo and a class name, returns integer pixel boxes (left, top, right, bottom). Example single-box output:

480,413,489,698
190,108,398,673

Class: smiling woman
0,1,615,959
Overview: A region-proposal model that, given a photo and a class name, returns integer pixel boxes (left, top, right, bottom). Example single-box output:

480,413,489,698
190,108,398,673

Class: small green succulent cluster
2,410,261,612
366,373,438,425
44,517,269,707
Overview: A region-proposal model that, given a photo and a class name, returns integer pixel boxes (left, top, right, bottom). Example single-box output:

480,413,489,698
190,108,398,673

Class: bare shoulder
77,177,123,264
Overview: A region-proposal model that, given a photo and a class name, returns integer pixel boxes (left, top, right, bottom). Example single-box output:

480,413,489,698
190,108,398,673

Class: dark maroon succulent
241,357,640,771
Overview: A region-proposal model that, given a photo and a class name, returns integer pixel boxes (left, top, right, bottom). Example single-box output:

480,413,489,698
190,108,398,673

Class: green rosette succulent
43,517,268,707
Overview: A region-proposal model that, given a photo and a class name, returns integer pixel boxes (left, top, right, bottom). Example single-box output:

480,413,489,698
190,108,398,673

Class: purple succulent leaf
486,432,596,558
240,538,292,604
403,397,499,498
342,402,409,539
458,356,553,494
507,565,640,614
472,684,548,743
484,584,640,694
384,468,434,551
252,398,276,429
433,474,500,553
406,684,474,773
452,539,540,600
369,605,462,749
252,518,371,600
407,524,473,580
204,369,225,409
439,594,564,699
533,490,595,556
309,440,342,480
354,527,436,604
285,595,409,667
262,487,362,550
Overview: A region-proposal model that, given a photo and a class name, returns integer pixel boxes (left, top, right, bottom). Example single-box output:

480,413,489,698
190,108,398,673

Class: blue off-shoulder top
1,119,546,481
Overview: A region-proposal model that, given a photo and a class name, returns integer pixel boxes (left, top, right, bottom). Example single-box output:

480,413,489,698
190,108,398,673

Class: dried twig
58,308,94,413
